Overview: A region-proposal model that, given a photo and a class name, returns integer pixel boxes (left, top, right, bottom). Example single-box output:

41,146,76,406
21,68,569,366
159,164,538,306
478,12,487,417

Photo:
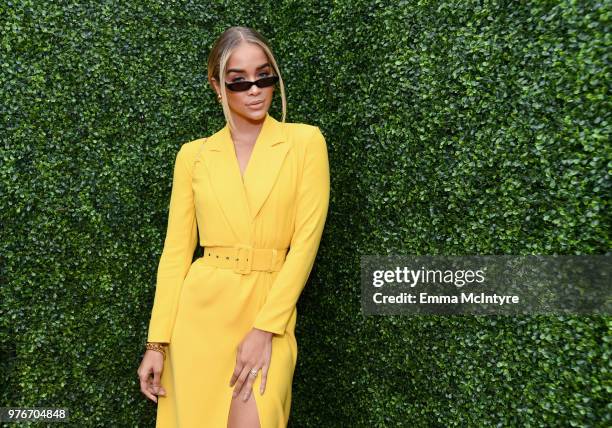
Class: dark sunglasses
225,75,279,92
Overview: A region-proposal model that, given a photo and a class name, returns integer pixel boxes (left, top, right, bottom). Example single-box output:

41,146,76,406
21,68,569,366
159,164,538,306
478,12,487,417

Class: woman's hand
137,349,167,403
229,328,273,401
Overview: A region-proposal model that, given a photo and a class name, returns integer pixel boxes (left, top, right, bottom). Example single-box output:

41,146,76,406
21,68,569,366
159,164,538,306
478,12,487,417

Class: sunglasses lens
256,75,278,88
226,81,252,92
225,75,278,92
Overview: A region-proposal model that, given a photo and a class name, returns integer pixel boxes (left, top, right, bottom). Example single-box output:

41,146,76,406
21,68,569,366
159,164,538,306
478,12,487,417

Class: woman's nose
248,84,262,95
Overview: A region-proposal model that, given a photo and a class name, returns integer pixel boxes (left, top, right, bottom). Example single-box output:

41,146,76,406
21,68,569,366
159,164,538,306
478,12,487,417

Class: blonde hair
207,26,287,132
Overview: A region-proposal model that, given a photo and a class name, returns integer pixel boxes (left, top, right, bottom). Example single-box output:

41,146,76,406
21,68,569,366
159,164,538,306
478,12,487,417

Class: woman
137,26,330,428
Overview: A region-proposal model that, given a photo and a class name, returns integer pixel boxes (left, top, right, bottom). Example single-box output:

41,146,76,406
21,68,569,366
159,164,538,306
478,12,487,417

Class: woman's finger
229,352,244,387
259,362,269,395
139,368,157,402
240,367,259,402
150,368,164,402
259,337,272,395
232,365,251,398
153,373,167,397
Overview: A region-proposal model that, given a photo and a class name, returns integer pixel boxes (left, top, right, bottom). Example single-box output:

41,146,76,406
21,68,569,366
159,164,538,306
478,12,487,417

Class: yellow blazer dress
146,112,330,428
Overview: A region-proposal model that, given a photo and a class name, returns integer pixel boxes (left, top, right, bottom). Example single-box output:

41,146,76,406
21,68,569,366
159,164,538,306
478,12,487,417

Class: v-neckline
224,112,271,189
230,125,265,183
231,139,257,184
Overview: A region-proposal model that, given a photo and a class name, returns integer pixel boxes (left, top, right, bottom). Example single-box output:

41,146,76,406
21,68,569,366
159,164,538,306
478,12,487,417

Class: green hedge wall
1,1,609,427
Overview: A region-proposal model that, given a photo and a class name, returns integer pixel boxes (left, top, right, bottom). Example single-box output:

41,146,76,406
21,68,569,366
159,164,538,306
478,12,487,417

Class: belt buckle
234,244,253,274
267,248,278,272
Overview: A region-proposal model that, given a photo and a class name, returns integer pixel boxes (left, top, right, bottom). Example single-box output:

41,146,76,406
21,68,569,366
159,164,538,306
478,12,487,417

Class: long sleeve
252,127,330,335
147,143,198,344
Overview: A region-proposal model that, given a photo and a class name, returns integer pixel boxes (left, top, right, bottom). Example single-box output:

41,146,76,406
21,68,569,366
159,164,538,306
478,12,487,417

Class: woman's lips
247,100,264,109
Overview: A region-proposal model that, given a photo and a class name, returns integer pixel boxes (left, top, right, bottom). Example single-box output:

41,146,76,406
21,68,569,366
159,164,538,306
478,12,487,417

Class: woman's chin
240,109,267,122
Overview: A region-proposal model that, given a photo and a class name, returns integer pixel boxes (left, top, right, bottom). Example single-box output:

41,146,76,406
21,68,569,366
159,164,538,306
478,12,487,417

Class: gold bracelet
145,342,167,360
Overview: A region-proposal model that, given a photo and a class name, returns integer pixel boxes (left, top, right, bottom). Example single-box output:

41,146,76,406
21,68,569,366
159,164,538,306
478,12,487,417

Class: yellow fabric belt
200,245,289,275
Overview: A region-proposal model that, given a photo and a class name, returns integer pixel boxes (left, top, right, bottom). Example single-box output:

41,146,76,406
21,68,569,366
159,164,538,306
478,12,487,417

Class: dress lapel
242,113,290,221
198,113,290,241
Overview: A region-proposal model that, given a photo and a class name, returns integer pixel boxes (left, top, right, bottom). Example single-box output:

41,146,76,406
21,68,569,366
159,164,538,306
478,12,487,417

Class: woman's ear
209,77,220,95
